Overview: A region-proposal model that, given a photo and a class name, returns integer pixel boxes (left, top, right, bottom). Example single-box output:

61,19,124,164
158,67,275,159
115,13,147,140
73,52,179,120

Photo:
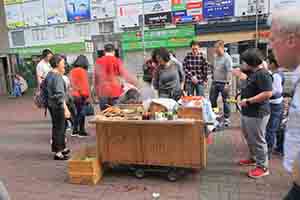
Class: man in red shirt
94,44,138,110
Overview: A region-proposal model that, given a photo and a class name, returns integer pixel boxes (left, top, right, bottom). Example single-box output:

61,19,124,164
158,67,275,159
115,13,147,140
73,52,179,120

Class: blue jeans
73,96,86,133
266,103,284,151
209,82,231,119
186,82,204,96
99,97,119,111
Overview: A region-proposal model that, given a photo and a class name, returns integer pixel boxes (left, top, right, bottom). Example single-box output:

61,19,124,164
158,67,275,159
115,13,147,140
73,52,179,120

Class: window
11,31,25,46
54,26,65,39
77,24,90,37
32,29,47,41
99,22,114,33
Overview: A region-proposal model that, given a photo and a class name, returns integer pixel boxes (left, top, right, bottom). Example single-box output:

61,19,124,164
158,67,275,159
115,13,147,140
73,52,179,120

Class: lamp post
141,0,146,61
255,0,259,48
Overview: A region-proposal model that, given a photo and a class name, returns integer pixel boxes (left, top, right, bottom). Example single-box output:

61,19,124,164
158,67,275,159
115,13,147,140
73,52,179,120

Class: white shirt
283,65,300,173
270,72,283,104
36,59,51,81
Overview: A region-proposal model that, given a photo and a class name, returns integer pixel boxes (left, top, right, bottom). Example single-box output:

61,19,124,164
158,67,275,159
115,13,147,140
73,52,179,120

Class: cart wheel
135,169,145,179
167,170,179,182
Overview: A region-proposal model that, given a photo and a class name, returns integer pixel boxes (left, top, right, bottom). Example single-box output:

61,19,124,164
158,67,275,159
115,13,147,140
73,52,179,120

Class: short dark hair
157,47,170,62
104,44,115,53
49,54,64,69
42,49,53,59
241,48,264,67
151,48,160,64
267,53,279,68
190,40,200,47
73,55,89,70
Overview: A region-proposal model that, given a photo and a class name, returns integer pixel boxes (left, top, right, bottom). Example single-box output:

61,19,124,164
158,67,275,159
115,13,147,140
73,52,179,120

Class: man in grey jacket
271,7,300,200
0,182,10,200
209,40,233,126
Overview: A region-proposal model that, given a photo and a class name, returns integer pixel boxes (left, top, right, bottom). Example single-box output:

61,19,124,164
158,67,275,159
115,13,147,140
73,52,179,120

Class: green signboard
4,0,23,5
172,4,186,11
122,37,196,51
10,42,85,57
121,26,195,43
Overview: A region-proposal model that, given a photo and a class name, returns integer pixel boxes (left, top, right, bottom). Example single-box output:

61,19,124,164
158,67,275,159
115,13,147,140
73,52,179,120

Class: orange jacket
69,67,90,97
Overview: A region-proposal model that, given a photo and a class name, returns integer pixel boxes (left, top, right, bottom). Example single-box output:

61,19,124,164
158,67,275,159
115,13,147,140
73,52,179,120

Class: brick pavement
0,96,292,200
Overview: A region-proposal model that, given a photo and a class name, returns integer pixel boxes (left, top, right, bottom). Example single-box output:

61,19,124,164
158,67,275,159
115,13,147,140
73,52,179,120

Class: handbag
81,102,95,116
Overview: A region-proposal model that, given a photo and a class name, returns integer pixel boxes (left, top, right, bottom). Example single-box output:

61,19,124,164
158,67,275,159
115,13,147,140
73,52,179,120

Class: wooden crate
68,146,102,185
95,120,207,169
177,107,203,120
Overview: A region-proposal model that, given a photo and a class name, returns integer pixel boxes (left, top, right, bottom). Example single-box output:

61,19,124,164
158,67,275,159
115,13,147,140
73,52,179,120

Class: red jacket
70,67,90,97
95,55,130,98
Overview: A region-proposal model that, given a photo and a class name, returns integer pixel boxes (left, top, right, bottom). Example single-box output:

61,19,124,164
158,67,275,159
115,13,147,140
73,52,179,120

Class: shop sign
4,0,23,5
64,0,91,22
10,42,86,57
172,10,187,17
144,12,172,25
143,0,171,14
121,26,195,42
172,3,186,11
203,0,234,19
122,37,194,51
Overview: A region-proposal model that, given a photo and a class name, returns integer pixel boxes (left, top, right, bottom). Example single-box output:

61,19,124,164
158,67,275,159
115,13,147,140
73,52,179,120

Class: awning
196,30,269,44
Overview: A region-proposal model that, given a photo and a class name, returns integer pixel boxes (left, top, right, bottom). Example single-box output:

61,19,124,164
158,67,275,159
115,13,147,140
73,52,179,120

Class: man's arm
225,55,233,84
183,56,192,80
202,58,209,83
118,60,138,87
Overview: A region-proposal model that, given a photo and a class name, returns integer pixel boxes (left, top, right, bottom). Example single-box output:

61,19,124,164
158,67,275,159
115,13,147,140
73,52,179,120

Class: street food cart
90,100,207,181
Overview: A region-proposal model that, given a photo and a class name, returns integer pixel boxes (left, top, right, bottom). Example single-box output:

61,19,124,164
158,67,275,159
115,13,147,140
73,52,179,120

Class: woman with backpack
69,55,90,138
46,54,71,160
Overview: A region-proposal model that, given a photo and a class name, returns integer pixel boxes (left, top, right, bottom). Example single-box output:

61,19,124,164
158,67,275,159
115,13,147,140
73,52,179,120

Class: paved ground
0,96,292,200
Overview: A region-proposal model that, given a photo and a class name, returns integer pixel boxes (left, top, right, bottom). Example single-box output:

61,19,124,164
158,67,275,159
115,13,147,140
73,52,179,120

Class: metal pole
255,0,259,48
141,0,146,61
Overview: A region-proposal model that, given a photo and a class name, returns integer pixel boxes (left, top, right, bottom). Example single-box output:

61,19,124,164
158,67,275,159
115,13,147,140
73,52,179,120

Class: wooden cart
91,118,207,181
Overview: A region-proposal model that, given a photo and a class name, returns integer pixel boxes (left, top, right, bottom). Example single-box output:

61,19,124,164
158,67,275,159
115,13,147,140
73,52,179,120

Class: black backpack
33,77,48,115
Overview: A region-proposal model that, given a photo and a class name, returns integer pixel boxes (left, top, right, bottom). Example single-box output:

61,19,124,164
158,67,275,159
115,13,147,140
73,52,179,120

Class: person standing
46,54,71,160
152,47,182,101
232,48,273,179
94,44,138,110
69,55,90,138
270,8,300,199
183,40,208,97
0,181,10,200
209,40,233,126
265,53,285,159
36,49,53,87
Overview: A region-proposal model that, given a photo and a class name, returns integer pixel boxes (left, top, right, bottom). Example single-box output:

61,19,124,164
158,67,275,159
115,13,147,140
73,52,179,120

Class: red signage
186,2,203,9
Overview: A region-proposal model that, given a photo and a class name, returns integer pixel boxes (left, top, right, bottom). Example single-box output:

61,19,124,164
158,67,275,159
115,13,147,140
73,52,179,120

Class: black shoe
71,131,79,137
54,154,70,160
62,148,71,155
78,132,89,138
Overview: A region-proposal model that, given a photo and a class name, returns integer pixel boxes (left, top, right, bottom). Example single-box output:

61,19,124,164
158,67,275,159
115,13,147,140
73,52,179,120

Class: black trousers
284,183,300,200
49,106,66,153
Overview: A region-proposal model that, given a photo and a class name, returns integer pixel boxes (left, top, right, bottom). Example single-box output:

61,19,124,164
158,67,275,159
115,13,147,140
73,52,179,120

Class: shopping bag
81,103,95,116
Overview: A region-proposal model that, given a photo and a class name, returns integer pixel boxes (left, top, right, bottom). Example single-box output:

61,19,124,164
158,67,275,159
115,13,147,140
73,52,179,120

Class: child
12,75,22,97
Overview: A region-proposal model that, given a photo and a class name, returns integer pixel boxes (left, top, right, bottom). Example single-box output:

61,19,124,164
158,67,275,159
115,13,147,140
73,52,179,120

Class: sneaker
78,132,89,138
71,131,79,137
239,159,256,166
248,167,269,179
224,118,231,127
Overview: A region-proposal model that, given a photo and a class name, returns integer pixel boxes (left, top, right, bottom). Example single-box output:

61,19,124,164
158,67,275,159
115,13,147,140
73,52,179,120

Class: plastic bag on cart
143,98,179,112
202,99,218,132
117,83,141,104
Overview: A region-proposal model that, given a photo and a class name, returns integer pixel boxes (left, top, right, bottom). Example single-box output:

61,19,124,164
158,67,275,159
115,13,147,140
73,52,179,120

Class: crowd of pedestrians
21,6,300,199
